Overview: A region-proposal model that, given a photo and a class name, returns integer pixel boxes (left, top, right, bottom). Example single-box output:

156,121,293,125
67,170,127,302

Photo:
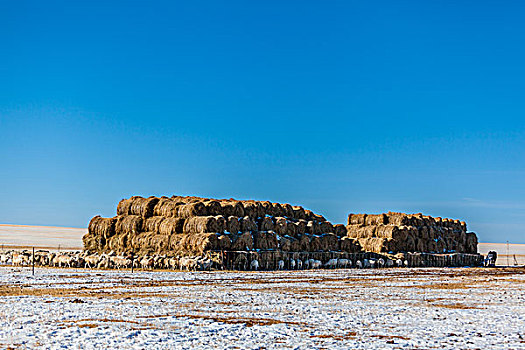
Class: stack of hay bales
346,212,478,254
83,195,362,256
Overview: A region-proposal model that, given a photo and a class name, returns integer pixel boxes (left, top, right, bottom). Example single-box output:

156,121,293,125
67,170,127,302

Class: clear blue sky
1,1,524,243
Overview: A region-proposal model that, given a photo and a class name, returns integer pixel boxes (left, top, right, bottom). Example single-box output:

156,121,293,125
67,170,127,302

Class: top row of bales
348,212,467,231
117,196,326,222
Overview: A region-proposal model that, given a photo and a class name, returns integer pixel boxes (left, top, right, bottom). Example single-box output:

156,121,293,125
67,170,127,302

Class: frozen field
0,267,523,349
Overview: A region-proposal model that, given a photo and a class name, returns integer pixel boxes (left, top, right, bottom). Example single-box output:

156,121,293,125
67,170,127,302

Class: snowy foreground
0,267,523,349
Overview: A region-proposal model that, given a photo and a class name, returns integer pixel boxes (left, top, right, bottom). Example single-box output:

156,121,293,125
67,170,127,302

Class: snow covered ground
0,267,523,349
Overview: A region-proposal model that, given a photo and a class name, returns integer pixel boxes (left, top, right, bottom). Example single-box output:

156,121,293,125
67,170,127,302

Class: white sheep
289,259,296,269
396,259,403,267
386,259,394,267
356,260,363,268
324,258,338,269
363,259,371,268
338,258,350,268
250,259,259,271
296,259,303,269
277,260,285,270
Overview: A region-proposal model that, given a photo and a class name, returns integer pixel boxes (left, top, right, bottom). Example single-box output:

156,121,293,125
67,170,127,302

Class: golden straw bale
292,206,306,220
115,215,143,235
203,200,222,216
365,214,387,226
319,221,334,234
240,216,258,232
214,215,227,233
294,220,307,235
217,234,232,250
142,216,165,233
177,202,207,218
153,198,180,217
348,214,367,225
231,232,254,251
320,233,338,251
129,196,159,218
88,216,117,239
340,237,362,253
117,198,134,216
333,224,347,237
159,217,185,235
274,217,288,235
227,216,240,234
258,216,274,231
183,216,219,233
465,232,478,254
253,231,278,250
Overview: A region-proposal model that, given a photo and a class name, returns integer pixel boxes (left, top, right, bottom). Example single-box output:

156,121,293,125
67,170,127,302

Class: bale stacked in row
83,195,362,256
346,212,478,254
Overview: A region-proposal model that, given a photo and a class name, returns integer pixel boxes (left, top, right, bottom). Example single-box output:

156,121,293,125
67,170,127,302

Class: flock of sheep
0,249,409,271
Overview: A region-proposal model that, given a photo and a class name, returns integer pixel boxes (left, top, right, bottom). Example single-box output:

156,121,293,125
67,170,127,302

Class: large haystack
83,196,479,259
83,195,352,256
346,212,478,254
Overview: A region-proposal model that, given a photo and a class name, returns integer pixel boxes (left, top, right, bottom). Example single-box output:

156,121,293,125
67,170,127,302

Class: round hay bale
177,202,207,218
227,216,240,234
88,216,117,239
217,234,232,250
364,214,387,226
129,197,159,218
271,203,284,217
183,216,219,233
204,200,222,216
117,198,134,216
179,233,219,254
240,216,257,232
290,236,302,251
348,214,367,225
307,221,320,235
214,215,227,233
230,202,245,217
320,233,338,251
279,236,293,251
115,215,143,235
465,232,478,254
333,224,347,237
260,201,272,216
291,206,306,220
282,203,294,218
274,217,288,235
294,220,307,235
253,231,278,250
258,216,274,231
159,217,185,235
219,202,233,217
340,237,362,253
319,221,334,234
427,240,437,253
418,226,429,239
153,198,180,217
386,213,410,226
143,216,166,233
285,222,296,237
82,233,98,251
310,235,322,251
242,202,257,219
231,232,254,251
299,234,311,251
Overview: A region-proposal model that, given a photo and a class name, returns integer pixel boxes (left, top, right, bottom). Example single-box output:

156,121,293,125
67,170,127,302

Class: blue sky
1,1,524,243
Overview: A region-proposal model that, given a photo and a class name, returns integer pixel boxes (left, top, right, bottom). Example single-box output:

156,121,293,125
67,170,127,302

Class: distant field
478,242,525,266
0,224,85,250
